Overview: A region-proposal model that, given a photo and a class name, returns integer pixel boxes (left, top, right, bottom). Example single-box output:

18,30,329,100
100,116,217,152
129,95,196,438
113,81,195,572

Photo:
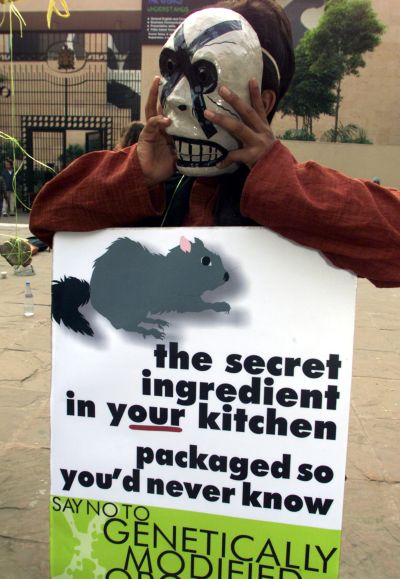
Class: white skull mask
159,8,263,176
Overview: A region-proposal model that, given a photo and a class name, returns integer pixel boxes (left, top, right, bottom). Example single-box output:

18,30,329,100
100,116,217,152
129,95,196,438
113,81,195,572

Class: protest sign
50,227,356,578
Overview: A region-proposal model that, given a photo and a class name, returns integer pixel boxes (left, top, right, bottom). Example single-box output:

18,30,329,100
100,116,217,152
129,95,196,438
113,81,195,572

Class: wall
19,0,140,10
283,141,400,188
5,0,142,30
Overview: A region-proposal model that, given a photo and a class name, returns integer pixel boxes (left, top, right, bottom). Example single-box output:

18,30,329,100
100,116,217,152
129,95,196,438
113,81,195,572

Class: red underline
129,425,182,432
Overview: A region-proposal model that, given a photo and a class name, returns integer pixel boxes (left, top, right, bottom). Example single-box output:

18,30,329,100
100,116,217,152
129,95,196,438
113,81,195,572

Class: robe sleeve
241,141,400,287
29,145,165,247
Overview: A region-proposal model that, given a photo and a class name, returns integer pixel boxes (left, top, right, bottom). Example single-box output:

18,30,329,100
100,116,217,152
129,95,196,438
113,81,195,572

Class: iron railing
0,31,142,205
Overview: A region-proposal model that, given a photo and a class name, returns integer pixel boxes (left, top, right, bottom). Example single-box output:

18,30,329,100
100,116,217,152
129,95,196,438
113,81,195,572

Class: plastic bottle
24,281,34,317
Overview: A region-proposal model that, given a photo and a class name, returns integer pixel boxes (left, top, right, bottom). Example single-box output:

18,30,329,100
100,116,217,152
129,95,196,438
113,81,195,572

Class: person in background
115,122,144,149
1,158,16,216
29,0,400,288
0,174,6,217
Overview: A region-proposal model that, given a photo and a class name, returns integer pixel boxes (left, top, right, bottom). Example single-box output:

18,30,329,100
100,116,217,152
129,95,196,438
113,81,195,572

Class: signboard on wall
142,0,206,44
141,0,325,45
50,227,356,578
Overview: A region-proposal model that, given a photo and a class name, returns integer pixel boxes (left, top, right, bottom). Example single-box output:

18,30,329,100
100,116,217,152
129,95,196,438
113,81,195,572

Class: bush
58,144,85,166
278,128,316,141
0,141,24,164
33,168,49,193
322,124,373,144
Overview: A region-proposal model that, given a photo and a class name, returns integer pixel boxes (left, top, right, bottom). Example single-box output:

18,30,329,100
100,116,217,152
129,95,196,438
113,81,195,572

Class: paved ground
0,215,399,578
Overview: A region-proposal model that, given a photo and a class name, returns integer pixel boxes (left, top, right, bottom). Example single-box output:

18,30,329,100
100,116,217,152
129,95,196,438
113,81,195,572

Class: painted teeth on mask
174,139,227,167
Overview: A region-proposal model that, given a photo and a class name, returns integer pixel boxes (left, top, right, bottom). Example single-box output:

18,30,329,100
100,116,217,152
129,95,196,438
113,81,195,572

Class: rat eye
201,256,212,266
192,60,218,94
159,49,178,79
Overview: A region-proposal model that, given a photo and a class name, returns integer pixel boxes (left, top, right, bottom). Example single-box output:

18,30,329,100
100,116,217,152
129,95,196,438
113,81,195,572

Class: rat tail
52,276,94,336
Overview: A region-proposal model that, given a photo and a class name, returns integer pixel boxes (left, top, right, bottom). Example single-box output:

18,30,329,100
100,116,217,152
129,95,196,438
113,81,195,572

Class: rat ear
194,237,204,247
180,236,192,253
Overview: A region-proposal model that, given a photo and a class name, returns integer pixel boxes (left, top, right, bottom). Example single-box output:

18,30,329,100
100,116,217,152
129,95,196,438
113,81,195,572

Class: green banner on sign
51,495,340,578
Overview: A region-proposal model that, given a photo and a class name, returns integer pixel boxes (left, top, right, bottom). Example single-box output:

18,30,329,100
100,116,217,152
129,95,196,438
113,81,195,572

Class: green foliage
59,144,85,166
353,127,373,144
309,0,385,140
0,140,24,162
278,31,336,133
32,168,53,193
322,123,373,143
278,128,316,141
311,0,385,78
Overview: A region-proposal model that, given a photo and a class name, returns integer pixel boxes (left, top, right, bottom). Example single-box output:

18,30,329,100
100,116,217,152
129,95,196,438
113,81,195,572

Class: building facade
0,0,142,195
0,0,398,197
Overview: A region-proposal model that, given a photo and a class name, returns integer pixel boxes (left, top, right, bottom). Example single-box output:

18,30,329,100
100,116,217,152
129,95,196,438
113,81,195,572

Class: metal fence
0,31,142,206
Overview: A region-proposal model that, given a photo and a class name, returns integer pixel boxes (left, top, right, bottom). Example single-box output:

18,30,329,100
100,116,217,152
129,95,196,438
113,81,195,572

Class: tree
308,0,385,141
279,31,336,136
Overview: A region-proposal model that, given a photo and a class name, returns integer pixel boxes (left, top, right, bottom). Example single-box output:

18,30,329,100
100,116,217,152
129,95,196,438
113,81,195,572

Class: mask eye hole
201,256,212,266
192,60,218,94
159,49,178,79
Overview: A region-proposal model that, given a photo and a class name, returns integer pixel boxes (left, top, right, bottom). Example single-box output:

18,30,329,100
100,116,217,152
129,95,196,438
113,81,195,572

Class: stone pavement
0,216,399,578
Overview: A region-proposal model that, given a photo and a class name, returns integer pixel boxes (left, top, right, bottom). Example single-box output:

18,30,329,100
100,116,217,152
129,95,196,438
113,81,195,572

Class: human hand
203,79,276,171
137,76,177,187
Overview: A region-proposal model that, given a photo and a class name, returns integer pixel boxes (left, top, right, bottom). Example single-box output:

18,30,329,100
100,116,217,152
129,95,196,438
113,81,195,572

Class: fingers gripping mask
159,8,263,176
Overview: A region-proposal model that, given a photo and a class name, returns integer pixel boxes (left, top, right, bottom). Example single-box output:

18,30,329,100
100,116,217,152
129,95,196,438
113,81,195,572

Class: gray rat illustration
52,236,230,338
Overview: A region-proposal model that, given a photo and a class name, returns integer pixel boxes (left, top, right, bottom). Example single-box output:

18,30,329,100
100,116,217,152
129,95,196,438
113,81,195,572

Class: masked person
29,0,400,288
